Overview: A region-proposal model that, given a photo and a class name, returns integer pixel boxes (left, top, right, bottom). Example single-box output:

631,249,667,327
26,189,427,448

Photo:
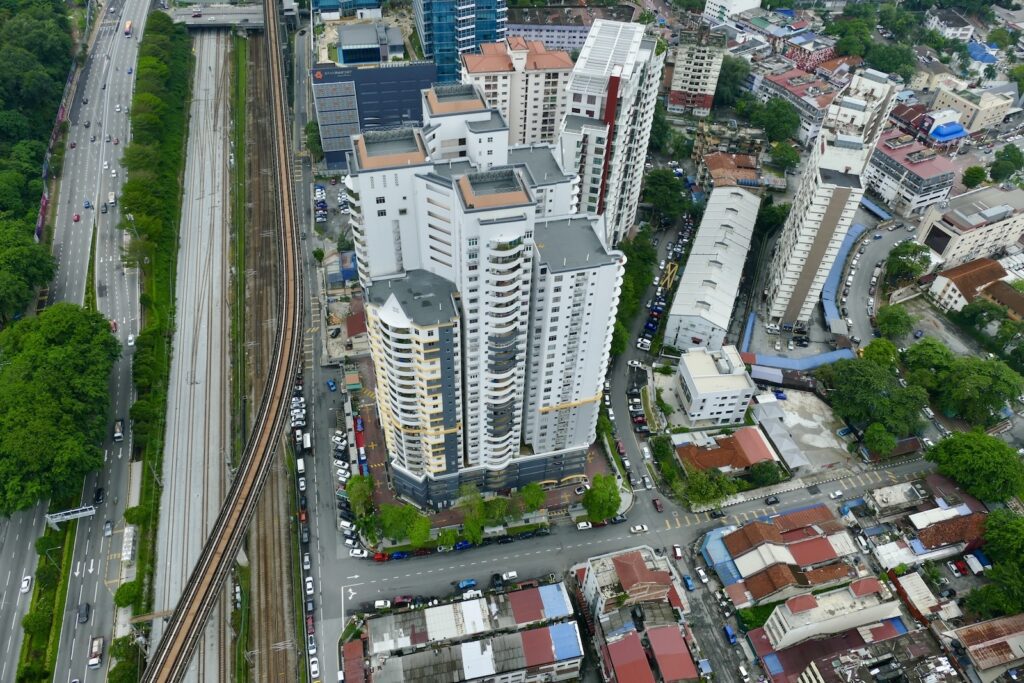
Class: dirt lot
901,296,983,356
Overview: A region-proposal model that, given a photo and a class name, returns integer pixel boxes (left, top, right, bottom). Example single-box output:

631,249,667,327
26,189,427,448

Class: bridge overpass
169,5,263,30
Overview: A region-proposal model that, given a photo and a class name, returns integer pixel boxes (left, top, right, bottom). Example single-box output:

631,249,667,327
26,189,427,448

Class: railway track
140,0,301,677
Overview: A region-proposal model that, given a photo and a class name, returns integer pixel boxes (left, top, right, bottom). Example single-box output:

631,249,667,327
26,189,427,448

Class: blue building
312,0,381,15
413,0,507,82
310,61,438,170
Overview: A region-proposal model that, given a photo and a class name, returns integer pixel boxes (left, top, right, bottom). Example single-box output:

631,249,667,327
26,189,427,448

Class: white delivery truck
88,636,104,668
296,458,305,475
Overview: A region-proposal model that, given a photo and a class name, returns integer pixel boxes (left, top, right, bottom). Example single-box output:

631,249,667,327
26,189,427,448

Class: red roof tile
772,504,834,533
343,639,366,683
786,594,818,614
647,626,699,682
917,512,987,549
346,310,367,337
788,536,837,567
936,258,1007,304
850,577,883,597
613,551,672,593
509,586,543,624
723,522,783,557
745,564,799,601
803,563,852,585
607,632,656,683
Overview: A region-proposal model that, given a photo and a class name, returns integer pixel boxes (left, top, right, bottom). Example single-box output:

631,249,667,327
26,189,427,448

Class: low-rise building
697,152,760,191
673,346,756,427
336,23,404,64
797,629,956,682
864,129,955,218
932,87,1015,134
980,279,1024,320
505,8,591,52
704,0,761,24
362,582,584,683
782,31,835,71
929,258,1009,312
945,613,1024,683
691,119,768,164
675,426,778,474
924,8,975,42
761,578,901,650
758,68,841,146
664,187,760,351
918,187,1024,268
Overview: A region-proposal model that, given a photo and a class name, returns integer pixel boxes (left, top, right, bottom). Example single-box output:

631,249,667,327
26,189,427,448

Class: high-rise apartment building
766,69,897,327
668,19,727,117
557,20,664,246
348,84,623,507
461,36,574,146
413,0,507,83
703,0,761,23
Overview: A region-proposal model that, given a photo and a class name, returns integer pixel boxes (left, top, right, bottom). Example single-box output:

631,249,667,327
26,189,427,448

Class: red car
72,213,80,222
632,416,647,424
955,560,970,576
109,320,118,333
306,615,315,635
653,498,664,512
373,552,388,563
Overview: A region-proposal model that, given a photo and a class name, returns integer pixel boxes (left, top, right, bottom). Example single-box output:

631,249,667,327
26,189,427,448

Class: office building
349,84,622,507
704,0,761,23
674,346,756,426
558,19,664,245
667,20,727,117
932,86,1015,134
864,129,955,217
766,69,897,327
664,187,760,351
461,36,574,145
924,8,975,42
413,0,507,83
917,186,1024,268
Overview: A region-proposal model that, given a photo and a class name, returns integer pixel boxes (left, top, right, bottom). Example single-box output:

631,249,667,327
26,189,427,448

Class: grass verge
233,564,251,683
409,26,424,59
230,34,249,468
83,223,97,312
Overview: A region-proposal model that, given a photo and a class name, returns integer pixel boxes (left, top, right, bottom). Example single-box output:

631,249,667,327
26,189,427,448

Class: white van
501,571,519,582
739,665,750,681
374,600,391,610
339,519,356,531
845,276,853,286
642,446,651,460
296,458,306,475
922,406,935,419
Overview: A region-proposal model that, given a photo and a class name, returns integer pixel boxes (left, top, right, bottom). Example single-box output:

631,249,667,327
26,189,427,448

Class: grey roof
534,216,617,271
562,113,606,133
942,186,1024,229
366,270,459,326
508,145,572,187
386,26,404,48
338,23,386,49
819,168,862,189
422,159,476,184
466,110,509,134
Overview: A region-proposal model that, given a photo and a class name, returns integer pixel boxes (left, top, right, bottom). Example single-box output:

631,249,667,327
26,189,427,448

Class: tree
643,169,687,222
21,608,50,639
114,579,142,608
305,120,323,162
520,482,545,512
903,337,954,372
754,201,790,240
123,505,149,526
714,56,751,107
35,562,59,590
885,241,930,282
637,10,655,23
926,431,1024,501
408,513,431,548
312,248,324,263
750,98,801,143
996,143,1024,171
437,528,458,547
458,483,486,544
0,221,56,324
748,462,783,487
875,305,915,339
962,165,988,188
863,423,897,456
990,159,1016,183
345,475,375,519
771,142,800,171
582,474,621,521
484,496,510,524
862,338,899,368
821,358,925,436
379,504,417,541
988,27,1015,50
0,304,121,514
981,509,1024,565
649,102,670,153
959,298,1007,330
684,466,739,506
937,357,1024,425
865,43,916,82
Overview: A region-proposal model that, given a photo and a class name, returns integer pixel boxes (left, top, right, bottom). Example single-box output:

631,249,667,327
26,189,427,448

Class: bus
123,20,132,37
87,636,104,668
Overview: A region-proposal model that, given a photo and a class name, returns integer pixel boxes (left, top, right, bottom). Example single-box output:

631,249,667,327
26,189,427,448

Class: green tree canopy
959,298,1007,331
962,165,988,189
863,422,897,456
582,474,621,521
649,102,670,153
345,474,375,519
926,431,1024,501
903,337,955,374
996,143,1024,171
981,509,1024,565
748,461,784,487
875,305,915,339
714,56,751,107
885,241,930,283
754,200,790,240
770,141,800,171
0,304,120,514
862,338,899,368
408,513,432,548
742,97,801,142
0,220,55,323
990,159,1016,183
379,504,418,541
519,482,545,512
936,357,1024,425
820,357,925,436
684,466,739,506
643,169,688,222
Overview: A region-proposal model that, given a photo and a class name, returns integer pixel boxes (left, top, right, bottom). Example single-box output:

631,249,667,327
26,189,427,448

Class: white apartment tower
558,20,664,246
461,36,574,146
766,69,897,327
348,84,623,508
668,19,727,117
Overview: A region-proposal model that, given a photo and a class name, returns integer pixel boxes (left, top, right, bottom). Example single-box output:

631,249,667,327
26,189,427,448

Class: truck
123,20,132,37
87,636,104,668
108,192,116,206
964,553,985,576
302,432,311,453
971,549,993,570
113,418,124,442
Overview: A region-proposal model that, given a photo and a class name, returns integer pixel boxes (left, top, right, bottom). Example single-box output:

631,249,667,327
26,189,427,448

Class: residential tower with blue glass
413,0,507,82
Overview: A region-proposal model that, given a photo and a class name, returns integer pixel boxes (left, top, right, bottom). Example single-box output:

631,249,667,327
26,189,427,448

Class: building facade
863,129,955,217
924,8,975,42
766,69,897,327
932,87,1014,134
668,20,727,117
665,187,760,351
675,346,756,425
413,0,507,82
916,187,1024,268
503,20,591,52
558,19,664,246
461,36,573,146
757,68,841,147
703,0,761,24
349,84,622,507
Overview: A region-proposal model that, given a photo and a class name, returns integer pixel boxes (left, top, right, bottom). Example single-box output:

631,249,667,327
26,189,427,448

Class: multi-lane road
147,31,233,681
46,0,146,680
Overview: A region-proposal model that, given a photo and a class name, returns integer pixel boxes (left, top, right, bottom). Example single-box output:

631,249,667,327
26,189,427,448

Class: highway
28,0,146,681
147,31,233,682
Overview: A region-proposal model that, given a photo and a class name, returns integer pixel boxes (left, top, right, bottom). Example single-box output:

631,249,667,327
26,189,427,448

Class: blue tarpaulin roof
860,196,891,221
741,312,756,353
839,498,865,515
701,526,742,586
746,349,856,371
764,654,784,675
539,584,571,618
821,223,867,325
775,8,795,17
550,622,584,660
930,121,967,143
968,42,998,64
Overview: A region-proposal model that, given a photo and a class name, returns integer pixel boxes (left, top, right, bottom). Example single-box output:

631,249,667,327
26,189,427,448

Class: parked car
326,379,337,392
629,524,649,534
696,567,709,584
947,561,962,578
576,521,592,530
682,575,696,591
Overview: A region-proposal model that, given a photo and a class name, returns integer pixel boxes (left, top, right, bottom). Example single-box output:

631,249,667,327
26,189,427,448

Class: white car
20,576,31,593
115,104,121,112
337,469,351,481
630,524,649,534
298,476,306,492
127,334,135,346
305,576,314,596
923,437,935,448
628,360,643,368
576,521,592,530
303,553,311,570
828,490,843,500
336,460,350,470
344,537,359,548
608,409,615,421
349,548,369,558
331,434,346,445
309,657,320,678
696,567,709,583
